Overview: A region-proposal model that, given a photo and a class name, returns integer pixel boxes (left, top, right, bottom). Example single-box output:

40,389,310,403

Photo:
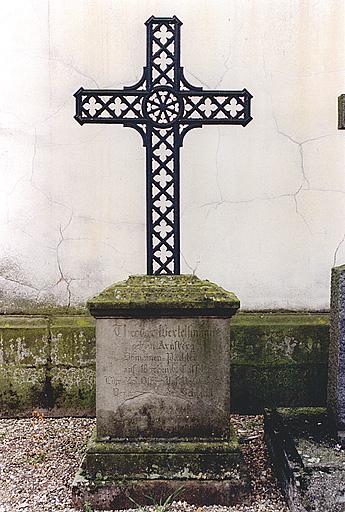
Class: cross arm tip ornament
240,89,253,126
74,114,85,126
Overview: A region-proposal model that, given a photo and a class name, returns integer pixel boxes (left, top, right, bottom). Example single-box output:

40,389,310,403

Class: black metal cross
74,16,252,275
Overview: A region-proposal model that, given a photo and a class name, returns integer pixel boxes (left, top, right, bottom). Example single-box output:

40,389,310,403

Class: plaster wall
0,0,344,309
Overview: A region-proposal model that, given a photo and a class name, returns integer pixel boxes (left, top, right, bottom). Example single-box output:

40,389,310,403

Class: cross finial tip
145,15,182,26
74,87,84,98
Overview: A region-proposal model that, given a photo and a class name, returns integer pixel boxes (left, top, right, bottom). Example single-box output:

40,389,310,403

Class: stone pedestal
72,275,248,510
328,264,345,445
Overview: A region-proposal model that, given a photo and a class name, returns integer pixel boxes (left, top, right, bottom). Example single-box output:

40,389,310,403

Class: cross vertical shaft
144,17,181,274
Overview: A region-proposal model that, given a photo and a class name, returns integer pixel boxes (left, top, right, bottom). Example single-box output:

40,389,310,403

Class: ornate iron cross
74,16,252,275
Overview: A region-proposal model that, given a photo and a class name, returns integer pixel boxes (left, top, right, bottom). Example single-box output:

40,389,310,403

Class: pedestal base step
71,430,250,510
72,474,249,510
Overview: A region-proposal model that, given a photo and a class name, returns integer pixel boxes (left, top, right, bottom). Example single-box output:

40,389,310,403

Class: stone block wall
0,315,95,417
231,313,329,412
0,312,329,416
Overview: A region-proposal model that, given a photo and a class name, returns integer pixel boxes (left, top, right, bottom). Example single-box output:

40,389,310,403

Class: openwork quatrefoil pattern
74,16,252,275
81,94,143,120
150,22,176,88
150,128,176,274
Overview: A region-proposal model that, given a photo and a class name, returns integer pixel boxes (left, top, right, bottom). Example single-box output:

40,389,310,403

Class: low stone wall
0,315,96,417
231,313,329,412
0,312,329,417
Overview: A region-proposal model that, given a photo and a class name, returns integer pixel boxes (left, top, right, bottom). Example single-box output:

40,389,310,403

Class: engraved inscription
96,317,230,437
103,321,223,400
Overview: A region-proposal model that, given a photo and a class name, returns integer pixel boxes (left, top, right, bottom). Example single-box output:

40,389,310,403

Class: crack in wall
180,251,200,275
49,56,100,88
201,116,334,236
215,128,224,204
117,391,226,415
30,128,37,182
213,46,232,89
333,233,345,267
183,68,211,89
38,102,67,126
40,128,105,147
272,116,330,233
20,49,101,89
0,275,40,293
74,213,144,228
54,210,74,307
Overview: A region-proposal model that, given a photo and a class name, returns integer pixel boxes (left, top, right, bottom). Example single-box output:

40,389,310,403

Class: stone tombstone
338,94,345,129
92,275,237,440
94,277,234,439
328,264,345,444
73,275,247,509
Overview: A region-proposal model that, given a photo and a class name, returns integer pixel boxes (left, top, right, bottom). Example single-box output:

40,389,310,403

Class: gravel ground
0,413,288,512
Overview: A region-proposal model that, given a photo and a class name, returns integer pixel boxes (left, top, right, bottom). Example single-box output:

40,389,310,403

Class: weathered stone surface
87,274,240,317
93,275,238,439
0,311,331,416
50,367,95,415
0,317,49,415
232,364,327,414
49,315,95,415
231,312,329,413
338,94,345,129
51,315,95,367
97,317,230,438
231,313,329,365
0,365,47,414
265,408,345,512
0,316,49,366
73,429,248,509
72,475,249,510
82,427,242,480
72,274,246,509
328,264,345,436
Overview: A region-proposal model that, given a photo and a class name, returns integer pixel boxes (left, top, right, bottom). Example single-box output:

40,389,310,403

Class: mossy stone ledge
87,275,240,318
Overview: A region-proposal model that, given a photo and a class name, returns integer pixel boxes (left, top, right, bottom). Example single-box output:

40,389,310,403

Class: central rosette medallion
144,87,182,127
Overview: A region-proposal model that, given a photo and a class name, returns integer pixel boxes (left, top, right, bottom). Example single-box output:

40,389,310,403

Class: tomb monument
265,264,345,511
72,15,252,509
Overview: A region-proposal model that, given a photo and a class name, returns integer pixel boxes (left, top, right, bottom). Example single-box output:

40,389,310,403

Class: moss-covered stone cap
87,275,240,318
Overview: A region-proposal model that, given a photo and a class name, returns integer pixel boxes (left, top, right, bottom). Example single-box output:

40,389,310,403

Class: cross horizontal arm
180,89,252,126
74,88,147,125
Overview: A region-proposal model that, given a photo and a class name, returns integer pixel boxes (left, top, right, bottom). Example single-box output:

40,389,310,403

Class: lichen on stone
87,274,240,314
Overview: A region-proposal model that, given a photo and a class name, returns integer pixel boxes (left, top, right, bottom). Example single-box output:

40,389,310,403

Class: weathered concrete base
264,407,345,512
72,428,249,510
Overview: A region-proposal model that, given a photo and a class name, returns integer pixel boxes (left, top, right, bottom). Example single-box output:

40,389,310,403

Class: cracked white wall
0,0,344,309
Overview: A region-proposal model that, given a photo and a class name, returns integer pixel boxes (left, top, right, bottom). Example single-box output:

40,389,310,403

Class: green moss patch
87,275,240,314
